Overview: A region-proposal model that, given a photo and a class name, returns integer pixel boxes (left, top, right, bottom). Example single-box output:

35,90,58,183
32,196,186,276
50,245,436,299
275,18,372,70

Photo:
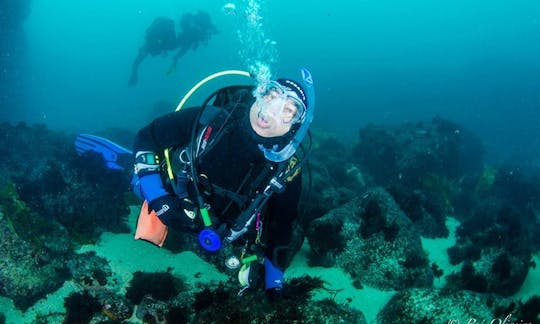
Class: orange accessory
134,201,168,247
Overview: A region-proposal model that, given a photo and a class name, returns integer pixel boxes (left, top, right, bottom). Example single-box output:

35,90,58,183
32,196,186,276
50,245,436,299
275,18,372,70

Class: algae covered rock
0,122,131,244
352,118,484,189
446,199,532,296
351,118,483,231
68,251,113,289
446,248,530,297
0,210,68,310
378,288,494,323
307,187,433,290
190,279,366,323
301,132,366,224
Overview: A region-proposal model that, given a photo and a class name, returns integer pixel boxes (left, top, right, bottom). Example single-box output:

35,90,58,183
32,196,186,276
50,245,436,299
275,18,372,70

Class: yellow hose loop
175,70,251,112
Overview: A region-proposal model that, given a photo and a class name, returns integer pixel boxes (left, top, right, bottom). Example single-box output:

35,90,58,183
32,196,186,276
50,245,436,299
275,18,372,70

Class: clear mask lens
285,92,306,123
256,82,304,125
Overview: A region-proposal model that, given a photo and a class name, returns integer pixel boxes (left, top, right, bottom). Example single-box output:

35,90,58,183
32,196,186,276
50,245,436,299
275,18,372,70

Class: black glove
148,195,200,232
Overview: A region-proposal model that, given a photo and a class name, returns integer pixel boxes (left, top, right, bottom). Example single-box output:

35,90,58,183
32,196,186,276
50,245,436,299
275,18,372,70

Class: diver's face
249,91,298,138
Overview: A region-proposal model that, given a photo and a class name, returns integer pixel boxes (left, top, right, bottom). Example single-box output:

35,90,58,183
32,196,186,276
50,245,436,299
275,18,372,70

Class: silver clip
237,285,250,296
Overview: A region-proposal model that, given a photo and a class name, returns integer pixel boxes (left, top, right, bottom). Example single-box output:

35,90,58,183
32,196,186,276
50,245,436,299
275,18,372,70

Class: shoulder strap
193,85,254,160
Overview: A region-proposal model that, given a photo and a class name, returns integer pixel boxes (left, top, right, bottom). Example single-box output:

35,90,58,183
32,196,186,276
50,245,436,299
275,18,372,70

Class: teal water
15,0,540,163
2,1,540,322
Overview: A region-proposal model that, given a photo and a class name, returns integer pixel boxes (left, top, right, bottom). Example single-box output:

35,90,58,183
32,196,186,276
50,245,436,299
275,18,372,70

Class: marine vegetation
0,122,131,244
63,291,101,324
493,295,540,324
189,276,364,323
446,199,533,296
351,117,484,189
301,131,366,224
0,118,538,322
126,270,187,304
349,118,484,238
307,189,433,290
378,288,494,323
0,182,72,310
60,271,366,323
0,182,63,250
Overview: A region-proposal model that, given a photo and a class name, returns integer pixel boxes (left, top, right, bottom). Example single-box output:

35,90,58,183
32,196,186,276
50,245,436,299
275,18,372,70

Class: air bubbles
223,3,237,16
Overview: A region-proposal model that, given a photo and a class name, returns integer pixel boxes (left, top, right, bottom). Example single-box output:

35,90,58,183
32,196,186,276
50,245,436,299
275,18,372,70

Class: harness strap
224,161,289,243
210,183,249,208
249,162,276,195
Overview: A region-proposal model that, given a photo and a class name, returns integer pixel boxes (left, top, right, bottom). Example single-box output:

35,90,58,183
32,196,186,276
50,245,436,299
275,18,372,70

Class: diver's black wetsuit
133,96,301,269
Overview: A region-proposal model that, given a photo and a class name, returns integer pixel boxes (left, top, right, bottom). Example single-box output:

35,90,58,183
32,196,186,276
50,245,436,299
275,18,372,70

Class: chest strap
209,182,249,208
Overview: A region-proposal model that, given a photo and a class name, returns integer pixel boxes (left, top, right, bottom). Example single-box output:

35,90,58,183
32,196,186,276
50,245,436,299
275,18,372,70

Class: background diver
128,11,217,86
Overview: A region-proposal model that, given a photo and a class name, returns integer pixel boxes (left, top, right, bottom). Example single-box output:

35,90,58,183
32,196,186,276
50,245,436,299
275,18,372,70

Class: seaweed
359,198,385,238
193,283,232,313
494,296,540,323
306,217,346,267
165,307,190,324
399,251,429,269
492,253,512,281
63,291,101,324
0,182,60,250
125,271,186,304
520,296,540,323
459,262,487,293
431,262,444,278
191,276,356,323
285,275,328,301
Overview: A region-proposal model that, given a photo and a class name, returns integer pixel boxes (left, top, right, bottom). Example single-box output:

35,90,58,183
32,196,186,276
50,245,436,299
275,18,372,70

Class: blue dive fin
75,134,133,170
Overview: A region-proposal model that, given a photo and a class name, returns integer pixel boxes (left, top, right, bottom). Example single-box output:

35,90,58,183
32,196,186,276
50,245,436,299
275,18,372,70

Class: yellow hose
175,70,251,112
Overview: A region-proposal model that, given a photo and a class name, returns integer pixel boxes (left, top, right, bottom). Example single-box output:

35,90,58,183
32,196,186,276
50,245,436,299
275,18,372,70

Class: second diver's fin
166,63,176,76
74,134,133,170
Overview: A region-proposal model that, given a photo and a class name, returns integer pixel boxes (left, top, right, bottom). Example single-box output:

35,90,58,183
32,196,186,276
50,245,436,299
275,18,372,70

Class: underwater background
1,0,540,323
4,0,540,163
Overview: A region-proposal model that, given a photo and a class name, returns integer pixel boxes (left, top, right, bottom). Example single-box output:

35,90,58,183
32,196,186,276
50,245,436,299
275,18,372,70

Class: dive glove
264,258,284,300
148,195,200,232
264,258,284,290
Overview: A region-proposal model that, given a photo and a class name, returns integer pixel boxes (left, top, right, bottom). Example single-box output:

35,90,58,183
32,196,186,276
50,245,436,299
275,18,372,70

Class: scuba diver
76,69,314,298
130,69,315,298
167,10,218,75
128,11,217,86
128,17,177,86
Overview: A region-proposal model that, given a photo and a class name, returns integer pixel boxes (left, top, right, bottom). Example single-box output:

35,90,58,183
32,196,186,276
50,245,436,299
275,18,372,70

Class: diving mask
257,68,315,162
255,81,306,125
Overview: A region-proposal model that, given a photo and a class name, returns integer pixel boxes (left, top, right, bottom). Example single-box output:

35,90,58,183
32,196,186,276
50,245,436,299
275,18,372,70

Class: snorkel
257,68,315,162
